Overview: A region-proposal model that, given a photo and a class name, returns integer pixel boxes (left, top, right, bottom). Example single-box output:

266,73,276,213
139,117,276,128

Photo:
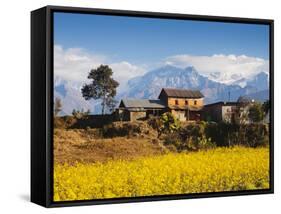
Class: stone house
158,88,204,121
203,102,237,123
117,99,166,121
117,88,204,121
203,97,265,123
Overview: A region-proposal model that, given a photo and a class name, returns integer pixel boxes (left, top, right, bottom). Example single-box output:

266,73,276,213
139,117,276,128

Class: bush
72,108,90,119
163,122,215,152
163,132,182,151
148,116,163,137
164,121,268,151
205,122,239,147
205,122,269,147
148,113,180,137
102,122,148,138
179,122,206,142
248,103,265,123
244,123,269,147
197,136,216,150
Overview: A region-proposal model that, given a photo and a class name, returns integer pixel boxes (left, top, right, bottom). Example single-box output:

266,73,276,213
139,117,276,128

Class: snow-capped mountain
119,65,269,104
246,72,269,91
54,76,95,115
54,65,269,115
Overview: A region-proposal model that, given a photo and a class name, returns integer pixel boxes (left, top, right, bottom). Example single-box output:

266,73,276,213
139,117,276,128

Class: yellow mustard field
53,147,269,201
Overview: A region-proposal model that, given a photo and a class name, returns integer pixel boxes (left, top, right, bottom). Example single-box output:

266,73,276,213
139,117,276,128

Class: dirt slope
54,128,166,164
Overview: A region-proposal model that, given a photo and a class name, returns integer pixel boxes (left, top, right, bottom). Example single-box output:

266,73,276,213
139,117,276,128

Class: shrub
163,132,182,151
248,103,265,123
161,112,180,133
148,116,163,137
179,122,206,142
197,136,216,150
72,108,90,119
101,122,145,138
163,122,215,152
148,113,180,137
205,122,239,147
205,122,269,147
244,123,269,147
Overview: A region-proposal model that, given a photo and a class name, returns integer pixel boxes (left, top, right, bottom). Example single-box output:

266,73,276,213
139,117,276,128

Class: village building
203,102,237,123
158,88,204,121
203,97,263,123
117,99,166,121
117,88,204,121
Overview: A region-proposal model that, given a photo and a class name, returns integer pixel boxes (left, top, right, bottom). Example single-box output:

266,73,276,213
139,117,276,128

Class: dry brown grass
54,128,167,164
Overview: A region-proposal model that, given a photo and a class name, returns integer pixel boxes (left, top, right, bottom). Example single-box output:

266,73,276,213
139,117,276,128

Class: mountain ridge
54,65,269,115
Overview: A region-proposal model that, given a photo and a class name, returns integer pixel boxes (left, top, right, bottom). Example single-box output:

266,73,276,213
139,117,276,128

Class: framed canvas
31,5,274,207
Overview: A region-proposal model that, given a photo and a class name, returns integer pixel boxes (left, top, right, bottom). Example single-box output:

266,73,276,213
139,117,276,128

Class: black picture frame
31,5,274,208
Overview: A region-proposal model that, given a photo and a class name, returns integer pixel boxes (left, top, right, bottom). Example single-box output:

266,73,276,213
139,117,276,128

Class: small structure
117,99,166,121
203,102,237,123
117,88,204,121
158,88,204,121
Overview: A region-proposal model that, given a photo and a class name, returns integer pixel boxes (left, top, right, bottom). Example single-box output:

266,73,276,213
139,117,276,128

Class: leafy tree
235,96,252,125
106,97,118,113
160,112,180,134
54,97,62,117
148,113,180,137
248,102,265,123
262,100,270,114
81,65,119,114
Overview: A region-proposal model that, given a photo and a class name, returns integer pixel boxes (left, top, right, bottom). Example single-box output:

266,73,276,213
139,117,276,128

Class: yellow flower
54,147,269,201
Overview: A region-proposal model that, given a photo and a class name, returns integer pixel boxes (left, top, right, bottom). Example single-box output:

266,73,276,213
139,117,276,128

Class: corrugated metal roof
204,101,237,108
120,99,166,109
160,88,204,98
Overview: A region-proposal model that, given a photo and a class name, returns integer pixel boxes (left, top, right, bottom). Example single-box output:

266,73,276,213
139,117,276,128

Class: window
194,100,197,105
175,100,179,105
185,100,188,105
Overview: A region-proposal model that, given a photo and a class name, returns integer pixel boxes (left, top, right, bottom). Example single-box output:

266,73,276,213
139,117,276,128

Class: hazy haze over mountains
54,64,269,115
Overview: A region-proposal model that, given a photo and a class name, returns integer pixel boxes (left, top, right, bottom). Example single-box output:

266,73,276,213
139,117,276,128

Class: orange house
118,88,204,122
158,88,204,121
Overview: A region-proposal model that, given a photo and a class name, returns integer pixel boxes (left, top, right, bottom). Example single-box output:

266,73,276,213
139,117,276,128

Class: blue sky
54,12,269,65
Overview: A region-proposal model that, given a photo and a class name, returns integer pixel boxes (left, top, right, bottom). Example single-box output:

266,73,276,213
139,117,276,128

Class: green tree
81,65,119,114
262,100,270,115
160,112,180,134
106,97,118,113
148,113,180,137
235,96,251,125
248,102,265,123
54,97,62,117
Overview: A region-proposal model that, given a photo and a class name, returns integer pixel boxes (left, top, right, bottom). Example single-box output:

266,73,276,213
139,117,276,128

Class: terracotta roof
159,88,204,98
119,99,166,109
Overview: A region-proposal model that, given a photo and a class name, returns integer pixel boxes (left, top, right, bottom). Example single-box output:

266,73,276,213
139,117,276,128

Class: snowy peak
53,65,269,115
121,65,269,105
231,71,269,89
246,72,269,90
